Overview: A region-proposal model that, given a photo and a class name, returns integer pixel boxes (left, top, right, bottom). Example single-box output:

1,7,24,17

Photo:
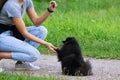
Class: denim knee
39,26,48,35
27,48,40,62
37,26,48,40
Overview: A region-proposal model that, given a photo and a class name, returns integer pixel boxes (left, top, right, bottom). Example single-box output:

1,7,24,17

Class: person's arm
27,1,57,26
12,17,56,52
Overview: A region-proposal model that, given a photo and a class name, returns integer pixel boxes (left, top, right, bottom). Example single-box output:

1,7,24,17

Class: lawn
24,0,120,59
0,73,61,80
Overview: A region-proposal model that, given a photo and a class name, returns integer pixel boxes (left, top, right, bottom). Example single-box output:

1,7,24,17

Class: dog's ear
62,37,75,44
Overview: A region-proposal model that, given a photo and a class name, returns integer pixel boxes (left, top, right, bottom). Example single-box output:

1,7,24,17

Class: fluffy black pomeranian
55,37,92,76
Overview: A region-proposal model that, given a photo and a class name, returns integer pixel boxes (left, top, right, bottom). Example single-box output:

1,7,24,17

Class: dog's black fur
55,37,92,76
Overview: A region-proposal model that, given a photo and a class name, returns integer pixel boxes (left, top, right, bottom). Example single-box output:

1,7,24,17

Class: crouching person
0,0,57,70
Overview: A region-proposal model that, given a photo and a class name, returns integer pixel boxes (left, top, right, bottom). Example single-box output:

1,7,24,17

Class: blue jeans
0,26,47,62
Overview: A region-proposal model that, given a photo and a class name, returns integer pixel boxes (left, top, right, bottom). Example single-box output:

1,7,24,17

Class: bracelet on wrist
47,7,54,13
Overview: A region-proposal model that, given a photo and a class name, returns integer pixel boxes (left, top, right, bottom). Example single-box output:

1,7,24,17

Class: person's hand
49,1,57,12
44,42,57,53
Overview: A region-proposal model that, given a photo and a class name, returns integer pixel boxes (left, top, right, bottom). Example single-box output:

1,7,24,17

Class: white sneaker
15,62,40,71
0,68,3,72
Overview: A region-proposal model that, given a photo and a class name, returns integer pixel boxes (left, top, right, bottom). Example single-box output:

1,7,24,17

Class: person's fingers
45,42,57,53
49,47,56,53
51,45,57,50
50,1,55,8
50,1,57,8
50,45,57,52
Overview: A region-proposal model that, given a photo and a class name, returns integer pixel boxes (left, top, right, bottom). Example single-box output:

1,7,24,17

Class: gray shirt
0,0,34,25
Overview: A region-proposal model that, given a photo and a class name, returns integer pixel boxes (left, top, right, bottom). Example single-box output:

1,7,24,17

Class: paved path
0,54,120,80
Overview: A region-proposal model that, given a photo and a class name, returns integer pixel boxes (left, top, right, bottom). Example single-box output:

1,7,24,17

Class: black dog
55,37,92,76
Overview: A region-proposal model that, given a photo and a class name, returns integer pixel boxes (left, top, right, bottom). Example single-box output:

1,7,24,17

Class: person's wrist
43,42,49,47
47,7,54,13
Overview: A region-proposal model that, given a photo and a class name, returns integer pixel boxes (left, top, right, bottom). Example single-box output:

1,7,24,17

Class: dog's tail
86,60,93,74
78,59,93,76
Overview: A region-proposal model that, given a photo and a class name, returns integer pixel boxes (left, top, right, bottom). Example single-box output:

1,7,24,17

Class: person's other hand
49,1,57,12
45,42,57,53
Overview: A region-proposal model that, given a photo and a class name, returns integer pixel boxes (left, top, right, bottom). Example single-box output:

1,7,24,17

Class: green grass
0,73,62,80
24,0,120,59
